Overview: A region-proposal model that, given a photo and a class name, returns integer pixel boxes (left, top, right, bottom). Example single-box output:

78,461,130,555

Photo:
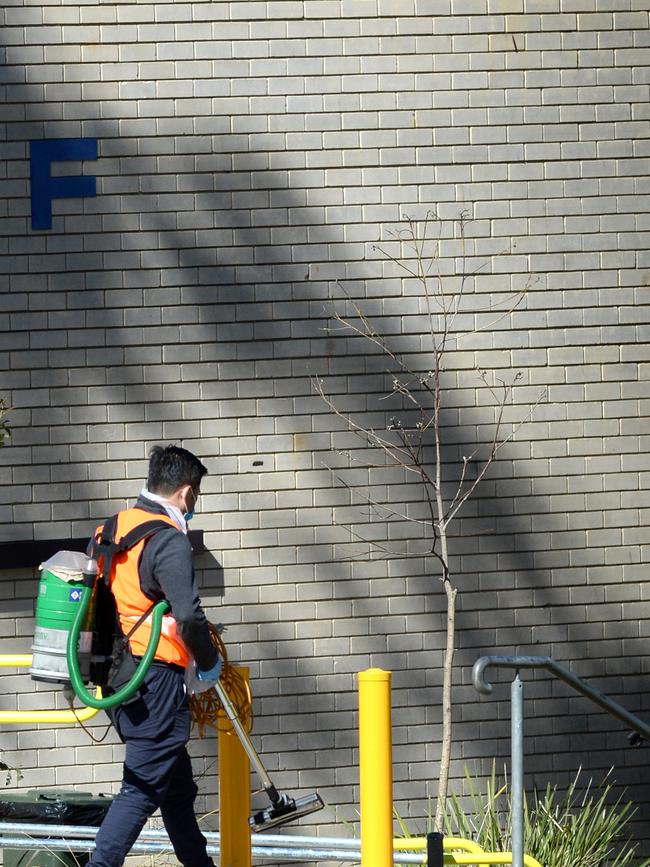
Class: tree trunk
434,574,457,833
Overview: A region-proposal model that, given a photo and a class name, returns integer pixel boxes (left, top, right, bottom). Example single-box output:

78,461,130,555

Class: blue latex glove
197,655,223,682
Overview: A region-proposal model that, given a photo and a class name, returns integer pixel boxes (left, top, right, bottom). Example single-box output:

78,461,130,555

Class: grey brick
1,0,650,845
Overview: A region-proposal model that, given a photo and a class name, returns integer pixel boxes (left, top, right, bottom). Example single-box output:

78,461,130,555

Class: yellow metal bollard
218,666,251,867
359,668,393,867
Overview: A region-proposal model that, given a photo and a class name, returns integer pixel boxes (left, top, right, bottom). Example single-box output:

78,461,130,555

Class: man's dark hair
147,445,207,495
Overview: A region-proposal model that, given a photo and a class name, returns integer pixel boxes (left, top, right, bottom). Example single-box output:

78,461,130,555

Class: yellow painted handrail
395,837,484,854
393,837,542,867
0,654,101,724
443,838,487,855
444,857,542,867
0,655,33,668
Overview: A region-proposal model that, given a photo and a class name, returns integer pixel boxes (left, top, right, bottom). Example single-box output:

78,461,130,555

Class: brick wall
1,0,649,854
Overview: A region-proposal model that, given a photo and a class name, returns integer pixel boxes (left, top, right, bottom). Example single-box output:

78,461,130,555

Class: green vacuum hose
66,581,169,710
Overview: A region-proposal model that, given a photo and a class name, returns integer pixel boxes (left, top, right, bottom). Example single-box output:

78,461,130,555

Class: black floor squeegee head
250,790,325,833
214,680,325,832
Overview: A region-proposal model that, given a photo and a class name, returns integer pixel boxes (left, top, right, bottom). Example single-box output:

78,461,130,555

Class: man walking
87,444,222,867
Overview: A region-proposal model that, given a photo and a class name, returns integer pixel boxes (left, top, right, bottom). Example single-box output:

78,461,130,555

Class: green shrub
441,766,650,867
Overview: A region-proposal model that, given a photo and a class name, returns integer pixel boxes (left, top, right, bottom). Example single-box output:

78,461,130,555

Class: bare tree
315,211,545,830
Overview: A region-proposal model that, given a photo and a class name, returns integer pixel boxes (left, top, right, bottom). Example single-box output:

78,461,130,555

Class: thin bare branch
325,465,433,529
333,523,440,562
317,211,545,830
444,384,547,527
313,377,417,468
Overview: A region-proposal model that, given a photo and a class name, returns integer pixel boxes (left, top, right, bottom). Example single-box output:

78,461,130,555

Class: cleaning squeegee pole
214,678,278,800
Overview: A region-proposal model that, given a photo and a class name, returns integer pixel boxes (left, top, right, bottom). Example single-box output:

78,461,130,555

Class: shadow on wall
314,308,650,836
2,27,648,847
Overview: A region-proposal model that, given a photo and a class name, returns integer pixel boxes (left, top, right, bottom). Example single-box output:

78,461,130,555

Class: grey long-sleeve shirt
126,496,218,672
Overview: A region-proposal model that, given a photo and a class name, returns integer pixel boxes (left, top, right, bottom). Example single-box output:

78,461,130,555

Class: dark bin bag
0,790,113,825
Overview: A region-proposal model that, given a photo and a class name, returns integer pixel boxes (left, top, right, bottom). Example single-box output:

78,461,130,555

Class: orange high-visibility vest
95,508,191,668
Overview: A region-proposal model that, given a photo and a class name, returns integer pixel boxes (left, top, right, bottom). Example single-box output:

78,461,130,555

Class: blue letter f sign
30,138,98,230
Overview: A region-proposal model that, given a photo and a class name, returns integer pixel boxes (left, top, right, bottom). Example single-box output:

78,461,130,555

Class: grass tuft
438,766,650,867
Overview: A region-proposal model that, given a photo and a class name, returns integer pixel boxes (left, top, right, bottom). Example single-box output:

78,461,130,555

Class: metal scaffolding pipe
0,822,440,864
0,835,427,865
0,825,541,866
0,836,173,855
0,822,365,850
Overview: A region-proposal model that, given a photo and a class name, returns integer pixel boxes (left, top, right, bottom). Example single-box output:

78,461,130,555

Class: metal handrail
472,655,650,867
473,655,650,740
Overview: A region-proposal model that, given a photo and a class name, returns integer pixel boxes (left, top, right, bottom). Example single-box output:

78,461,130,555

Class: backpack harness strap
90,515,174,640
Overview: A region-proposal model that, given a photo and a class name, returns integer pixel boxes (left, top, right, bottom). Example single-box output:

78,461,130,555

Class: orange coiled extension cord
188,623,253,738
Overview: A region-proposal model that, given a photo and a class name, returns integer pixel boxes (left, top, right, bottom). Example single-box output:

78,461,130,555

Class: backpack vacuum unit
30,548,324,832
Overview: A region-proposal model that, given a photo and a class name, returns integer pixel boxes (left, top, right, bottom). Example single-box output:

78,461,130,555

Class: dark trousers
88,664,214,867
